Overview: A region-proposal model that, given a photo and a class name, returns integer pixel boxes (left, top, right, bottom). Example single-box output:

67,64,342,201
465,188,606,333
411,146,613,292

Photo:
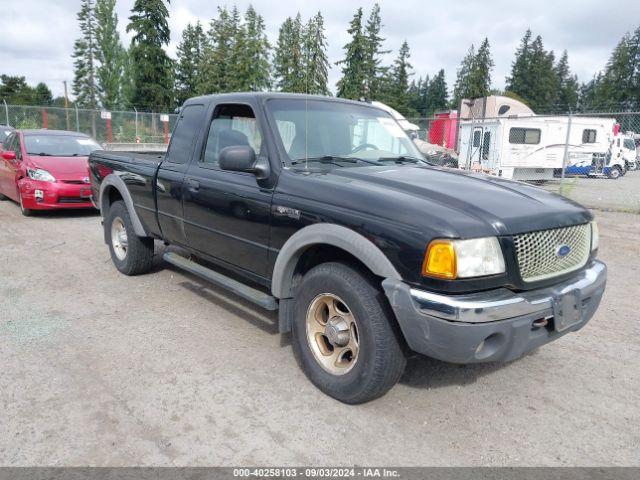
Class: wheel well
292,244,380,285
103,186,123,213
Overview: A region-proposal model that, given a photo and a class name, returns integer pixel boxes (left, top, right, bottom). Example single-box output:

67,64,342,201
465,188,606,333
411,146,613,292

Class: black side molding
163,252,279,311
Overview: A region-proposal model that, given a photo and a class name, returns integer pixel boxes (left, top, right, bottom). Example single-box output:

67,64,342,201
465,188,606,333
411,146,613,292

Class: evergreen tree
336,7,368,100
506,31,557,112
303,12,330,95
226,5,246,92
425,69,449,115
505,29,532,101
241,5,271,92
453,38,493,107
554,50,579,111
469,38,493,97
199,7,232,94
126,0,174,110
452,45,475,107
273,15,305,92
363,3,388,99
33,83,53,105
596,33,635,107
120,48,136,108
385,40,413,115
95,0,125,110
175,22,206,105
72,0,99,109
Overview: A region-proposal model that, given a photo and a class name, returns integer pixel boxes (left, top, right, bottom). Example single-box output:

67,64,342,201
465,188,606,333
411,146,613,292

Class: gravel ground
541,171,640,213
0,198,639,467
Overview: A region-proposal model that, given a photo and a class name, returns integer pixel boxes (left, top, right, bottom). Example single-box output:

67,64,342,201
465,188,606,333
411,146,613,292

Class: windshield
24,135,102,157
623,139,636,150
267,99,425,167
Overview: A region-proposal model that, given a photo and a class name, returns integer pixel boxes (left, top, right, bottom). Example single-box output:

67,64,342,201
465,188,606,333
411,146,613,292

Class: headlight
590,220,599,251
27,168,55,182
422,237,506,279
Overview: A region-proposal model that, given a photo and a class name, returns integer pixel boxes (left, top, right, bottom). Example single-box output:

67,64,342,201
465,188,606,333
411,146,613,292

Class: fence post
3,99,8,126
75,106,80,132
134,107,139,142
560,109,573,196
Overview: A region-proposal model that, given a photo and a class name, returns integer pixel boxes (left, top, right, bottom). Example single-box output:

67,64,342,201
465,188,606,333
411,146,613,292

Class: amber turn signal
422,240,457,279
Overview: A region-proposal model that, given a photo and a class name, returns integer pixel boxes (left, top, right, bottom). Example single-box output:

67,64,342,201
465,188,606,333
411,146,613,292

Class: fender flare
271,223,402,299
99,174,147,237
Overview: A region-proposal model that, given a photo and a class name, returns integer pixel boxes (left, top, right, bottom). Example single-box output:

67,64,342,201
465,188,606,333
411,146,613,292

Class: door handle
186,179,200,192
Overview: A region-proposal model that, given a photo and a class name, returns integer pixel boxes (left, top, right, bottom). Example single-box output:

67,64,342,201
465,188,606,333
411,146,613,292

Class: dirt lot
0,192,639,466
541,172,640,213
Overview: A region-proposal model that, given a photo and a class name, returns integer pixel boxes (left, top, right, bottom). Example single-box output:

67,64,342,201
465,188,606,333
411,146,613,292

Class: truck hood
294,165,592,238
27,155,90,181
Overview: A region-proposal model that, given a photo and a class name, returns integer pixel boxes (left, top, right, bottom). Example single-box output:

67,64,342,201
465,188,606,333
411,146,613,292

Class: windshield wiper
378,155,424,164
290,155,360,166
28,152,53,156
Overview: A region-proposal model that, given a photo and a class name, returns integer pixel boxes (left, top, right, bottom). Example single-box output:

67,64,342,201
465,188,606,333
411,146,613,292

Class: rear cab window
166,104,205,164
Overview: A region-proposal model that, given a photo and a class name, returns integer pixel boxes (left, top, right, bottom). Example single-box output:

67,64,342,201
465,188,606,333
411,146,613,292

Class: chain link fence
407,107,640,213
2,102,178,145
2,101,639,213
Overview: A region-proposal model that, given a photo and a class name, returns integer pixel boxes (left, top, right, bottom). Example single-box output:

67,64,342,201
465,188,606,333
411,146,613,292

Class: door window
201,104,262,167
473,129,482,147
482,132,491,160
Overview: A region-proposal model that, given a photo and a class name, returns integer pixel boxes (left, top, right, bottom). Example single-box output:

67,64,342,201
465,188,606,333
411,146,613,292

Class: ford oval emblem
556,244,571,258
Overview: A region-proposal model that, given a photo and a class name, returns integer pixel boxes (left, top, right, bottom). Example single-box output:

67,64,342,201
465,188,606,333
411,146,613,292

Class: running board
162,252,278,311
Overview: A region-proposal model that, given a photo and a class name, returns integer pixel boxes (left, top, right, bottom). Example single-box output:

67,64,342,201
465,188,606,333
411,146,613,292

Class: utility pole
63,81,71,131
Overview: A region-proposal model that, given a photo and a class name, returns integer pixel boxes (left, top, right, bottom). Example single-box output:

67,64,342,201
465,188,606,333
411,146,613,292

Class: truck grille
513,224,591,282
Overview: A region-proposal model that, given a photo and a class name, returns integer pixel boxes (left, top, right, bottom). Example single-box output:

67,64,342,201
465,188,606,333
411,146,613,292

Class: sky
2,0,640,100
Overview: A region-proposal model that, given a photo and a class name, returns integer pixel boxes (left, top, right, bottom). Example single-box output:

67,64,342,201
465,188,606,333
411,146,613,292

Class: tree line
1,0,639,118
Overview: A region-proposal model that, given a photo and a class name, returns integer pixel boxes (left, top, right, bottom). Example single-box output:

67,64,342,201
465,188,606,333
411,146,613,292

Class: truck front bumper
382,261,607,364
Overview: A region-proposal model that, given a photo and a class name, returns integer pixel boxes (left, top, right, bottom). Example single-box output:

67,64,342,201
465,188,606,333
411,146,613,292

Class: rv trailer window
582,129,597,143
482,132,491,160
498,105,510,115
473,130,482,147
509,128,540,144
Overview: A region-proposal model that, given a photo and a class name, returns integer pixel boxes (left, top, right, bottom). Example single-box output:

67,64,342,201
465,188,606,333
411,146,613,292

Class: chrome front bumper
382,261,607,363
409,261,606,323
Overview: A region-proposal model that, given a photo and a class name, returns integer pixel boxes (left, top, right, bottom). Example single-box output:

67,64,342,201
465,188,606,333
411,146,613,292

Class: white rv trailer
456,96,617,180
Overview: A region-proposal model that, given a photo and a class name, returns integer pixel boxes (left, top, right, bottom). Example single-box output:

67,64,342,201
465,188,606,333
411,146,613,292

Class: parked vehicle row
88,93,607,404
0,129,100,215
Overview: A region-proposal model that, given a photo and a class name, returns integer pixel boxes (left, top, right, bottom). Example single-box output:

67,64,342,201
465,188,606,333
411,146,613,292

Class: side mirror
2,151,16,161
219,145,270,179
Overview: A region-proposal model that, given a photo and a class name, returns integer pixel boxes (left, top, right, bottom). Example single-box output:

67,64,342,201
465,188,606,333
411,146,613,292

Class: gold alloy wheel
111,217,128,261
305,293,360,375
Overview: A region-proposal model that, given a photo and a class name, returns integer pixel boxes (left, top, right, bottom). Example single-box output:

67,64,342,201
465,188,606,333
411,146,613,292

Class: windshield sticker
378,117,405,138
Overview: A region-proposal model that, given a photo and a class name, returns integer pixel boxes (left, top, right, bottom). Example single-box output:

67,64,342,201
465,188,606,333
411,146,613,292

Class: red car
0,129,101,216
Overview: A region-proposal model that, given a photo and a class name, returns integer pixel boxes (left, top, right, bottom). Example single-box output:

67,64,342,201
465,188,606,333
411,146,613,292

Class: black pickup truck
89,93,607,404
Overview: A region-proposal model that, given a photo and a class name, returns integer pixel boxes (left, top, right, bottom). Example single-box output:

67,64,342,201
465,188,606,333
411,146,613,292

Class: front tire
608,165,622,179
105,200,154,275
19,192,33,216
291,262,406,404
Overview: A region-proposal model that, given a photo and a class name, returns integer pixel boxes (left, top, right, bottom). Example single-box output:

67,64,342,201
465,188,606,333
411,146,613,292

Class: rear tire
105,200,154,275
291,262,406,404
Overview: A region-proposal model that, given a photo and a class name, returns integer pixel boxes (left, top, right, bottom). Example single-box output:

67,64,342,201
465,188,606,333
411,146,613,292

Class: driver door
182,101,273,279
